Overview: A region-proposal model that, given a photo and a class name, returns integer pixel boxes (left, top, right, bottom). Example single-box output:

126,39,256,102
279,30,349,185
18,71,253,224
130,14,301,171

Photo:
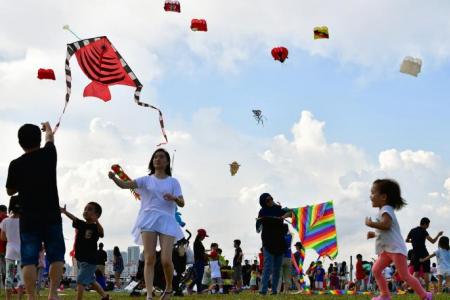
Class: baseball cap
197,229,209,237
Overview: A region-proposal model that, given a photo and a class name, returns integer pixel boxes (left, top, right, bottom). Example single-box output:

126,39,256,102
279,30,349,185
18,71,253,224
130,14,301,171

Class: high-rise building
128,246,140,264
106,250,114,263
121,251,128,265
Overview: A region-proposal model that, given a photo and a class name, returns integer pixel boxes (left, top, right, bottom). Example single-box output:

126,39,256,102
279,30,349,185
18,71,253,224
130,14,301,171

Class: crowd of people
1,122,449,300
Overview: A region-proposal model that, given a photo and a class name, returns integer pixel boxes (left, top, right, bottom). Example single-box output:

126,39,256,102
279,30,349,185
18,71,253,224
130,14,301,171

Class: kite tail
134,85,168,146
54,45,76,134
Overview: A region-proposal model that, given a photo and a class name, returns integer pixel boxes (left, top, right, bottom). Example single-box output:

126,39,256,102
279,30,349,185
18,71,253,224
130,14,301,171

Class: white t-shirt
375,205,408,256
434,248,450,275
135,175,182,216
210,260,221,279
0,217,21,260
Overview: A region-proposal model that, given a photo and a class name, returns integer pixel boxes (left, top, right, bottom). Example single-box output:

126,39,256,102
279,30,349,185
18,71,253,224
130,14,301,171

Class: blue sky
155,48,450,163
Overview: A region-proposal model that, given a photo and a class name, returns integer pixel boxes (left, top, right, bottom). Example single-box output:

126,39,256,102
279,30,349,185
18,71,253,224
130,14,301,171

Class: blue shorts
77,261,97,286
20,223,65,266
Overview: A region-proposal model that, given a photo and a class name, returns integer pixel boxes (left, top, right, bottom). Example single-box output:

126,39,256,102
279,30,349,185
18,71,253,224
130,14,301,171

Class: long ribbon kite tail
134,86,168,146
111,42,168,146
54,42,77,134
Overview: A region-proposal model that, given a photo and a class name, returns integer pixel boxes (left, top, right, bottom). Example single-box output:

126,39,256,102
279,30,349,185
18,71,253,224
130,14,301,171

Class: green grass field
28,290,448,299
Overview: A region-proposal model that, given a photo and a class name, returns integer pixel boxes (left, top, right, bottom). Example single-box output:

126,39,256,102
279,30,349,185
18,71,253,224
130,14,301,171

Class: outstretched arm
420,253,436,262
366,213,392,231
427,231,444,244
41,122,54,143
108,171,138,189
282,210,293,219
60,205,77,221
163,194,185,207
6,188,17,196
405,231,412,243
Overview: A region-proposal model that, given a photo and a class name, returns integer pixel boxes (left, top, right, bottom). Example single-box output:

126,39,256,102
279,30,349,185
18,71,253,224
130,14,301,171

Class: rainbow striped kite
291,247,306,286
291,201,338,259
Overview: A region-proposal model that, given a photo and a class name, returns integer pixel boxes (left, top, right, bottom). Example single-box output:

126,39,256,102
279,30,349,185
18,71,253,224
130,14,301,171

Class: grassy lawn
27,290,448,299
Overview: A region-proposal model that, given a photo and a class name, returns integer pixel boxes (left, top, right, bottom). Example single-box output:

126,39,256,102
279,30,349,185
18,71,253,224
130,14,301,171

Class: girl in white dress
109,148,185,300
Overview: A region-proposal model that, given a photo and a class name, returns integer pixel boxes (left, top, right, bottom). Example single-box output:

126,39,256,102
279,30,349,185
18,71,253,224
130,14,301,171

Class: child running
420,236,450,293
366,179,431,300
60,203,110,300
0,196,24,300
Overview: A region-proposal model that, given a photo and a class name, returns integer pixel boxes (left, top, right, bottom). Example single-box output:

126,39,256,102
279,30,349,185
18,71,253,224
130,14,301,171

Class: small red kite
271,47,288,63
37,68,56,80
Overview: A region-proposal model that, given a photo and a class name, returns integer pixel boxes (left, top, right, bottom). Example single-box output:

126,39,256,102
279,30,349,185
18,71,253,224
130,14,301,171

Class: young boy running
61,203,110,300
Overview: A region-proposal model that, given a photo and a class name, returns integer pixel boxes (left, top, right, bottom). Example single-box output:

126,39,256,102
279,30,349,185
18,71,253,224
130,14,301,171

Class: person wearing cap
292,241,305,293
108,148,185,300
256,193,291,295
190,229,208,293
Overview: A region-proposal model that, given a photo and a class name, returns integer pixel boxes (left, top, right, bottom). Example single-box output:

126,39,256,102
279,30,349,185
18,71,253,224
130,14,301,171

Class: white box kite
400,56,422,77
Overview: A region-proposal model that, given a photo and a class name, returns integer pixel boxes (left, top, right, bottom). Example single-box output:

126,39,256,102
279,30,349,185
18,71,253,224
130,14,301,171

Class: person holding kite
6,122,65,300
108,148,185,300
255,193,291,295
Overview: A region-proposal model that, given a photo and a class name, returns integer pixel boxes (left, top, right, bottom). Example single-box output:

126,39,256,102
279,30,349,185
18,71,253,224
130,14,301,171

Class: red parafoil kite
271,47,288,63
55,36,168,146
37,68,56,80
191,19,207,32
164,0,181,13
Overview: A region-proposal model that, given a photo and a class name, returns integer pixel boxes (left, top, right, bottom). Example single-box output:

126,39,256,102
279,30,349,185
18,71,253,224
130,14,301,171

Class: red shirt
356,260,365,280
258,252,264,272
0,213,8,254
209,250,218,260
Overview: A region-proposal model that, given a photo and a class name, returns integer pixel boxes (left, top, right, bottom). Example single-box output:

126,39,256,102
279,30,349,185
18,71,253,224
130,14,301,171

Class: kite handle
62,25,82,40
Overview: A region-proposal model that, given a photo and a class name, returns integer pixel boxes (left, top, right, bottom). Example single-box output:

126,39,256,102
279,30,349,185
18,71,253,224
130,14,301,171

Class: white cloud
380,149,440,171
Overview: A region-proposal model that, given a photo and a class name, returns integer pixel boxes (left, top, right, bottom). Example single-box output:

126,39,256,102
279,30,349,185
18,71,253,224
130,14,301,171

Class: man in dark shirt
256,193,291,295
96,242,108,277
406,217,443,290
191,228,208,293
233,239,244,292
61,202,110,300
6,122,65,300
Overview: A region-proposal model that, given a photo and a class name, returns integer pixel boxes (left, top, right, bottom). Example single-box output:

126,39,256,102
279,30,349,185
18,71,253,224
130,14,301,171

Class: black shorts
412,252,431,273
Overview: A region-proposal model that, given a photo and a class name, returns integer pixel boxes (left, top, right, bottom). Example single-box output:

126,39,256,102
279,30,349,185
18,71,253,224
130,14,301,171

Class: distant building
121,251,128,265
128,246,140,264
106,250,114,263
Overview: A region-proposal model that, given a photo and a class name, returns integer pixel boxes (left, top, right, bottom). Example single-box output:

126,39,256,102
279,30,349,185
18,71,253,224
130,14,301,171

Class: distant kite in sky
191,19,207,31
164,0,181,13
271,47,288,63
252,109,266,126
229,161,240,176
314,26,329,39
400,56,422,77
55,36,167,145
37,68,56,80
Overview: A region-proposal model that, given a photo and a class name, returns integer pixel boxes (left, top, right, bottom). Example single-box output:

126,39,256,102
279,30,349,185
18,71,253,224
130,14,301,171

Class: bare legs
142,232,175,300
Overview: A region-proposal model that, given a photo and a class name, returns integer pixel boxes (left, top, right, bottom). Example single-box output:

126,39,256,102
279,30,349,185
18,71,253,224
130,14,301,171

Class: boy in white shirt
0,196,24,300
